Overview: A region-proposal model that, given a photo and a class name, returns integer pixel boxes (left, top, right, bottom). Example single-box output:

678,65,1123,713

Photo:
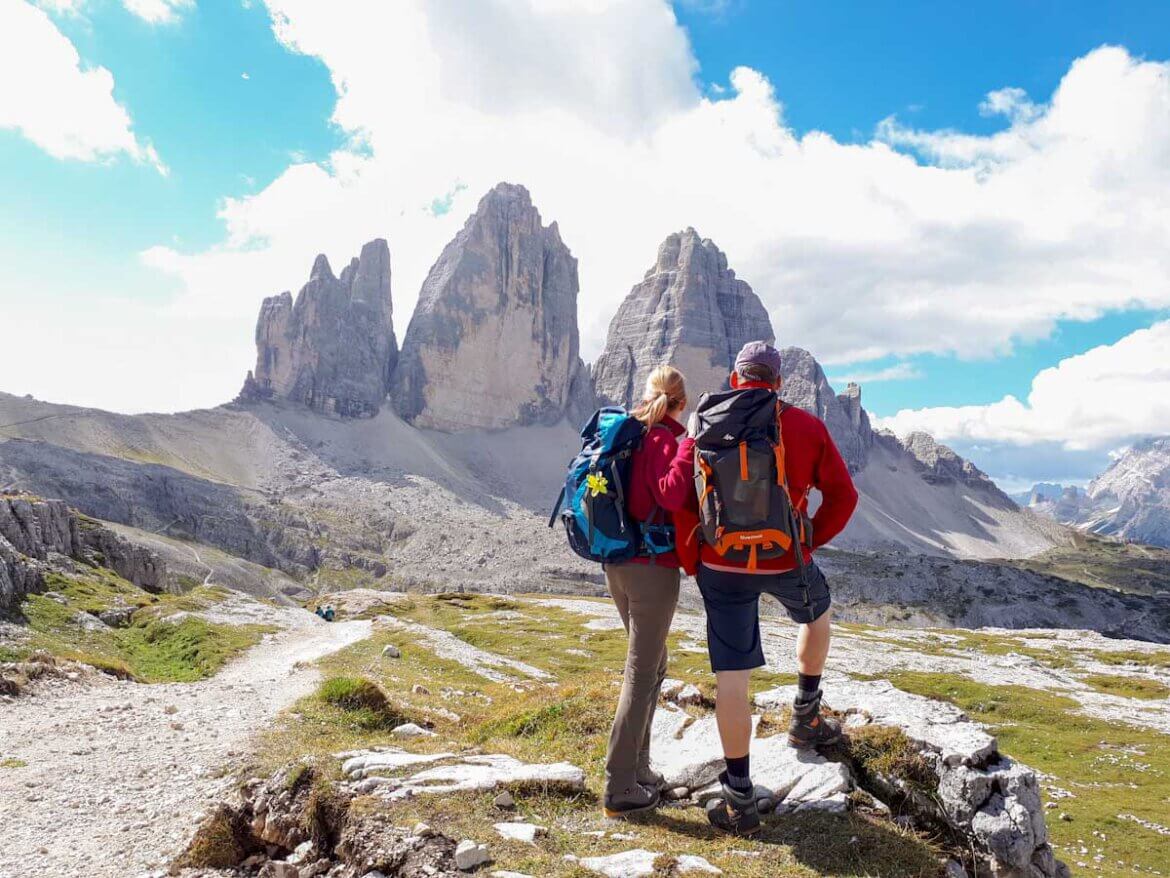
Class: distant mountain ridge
1,181,1068,573
1021,438,1170,547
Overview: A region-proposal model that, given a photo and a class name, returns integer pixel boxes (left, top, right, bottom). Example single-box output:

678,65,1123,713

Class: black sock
797,673,822,703
723,755,752,792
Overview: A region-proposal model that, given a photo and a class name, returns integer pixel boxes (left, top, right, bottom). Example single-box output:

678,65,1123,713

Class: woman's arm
646,433,697,512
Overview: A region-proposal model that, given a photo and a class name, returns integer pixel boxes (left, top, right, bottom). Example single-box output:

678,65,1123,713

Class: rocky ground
0,608,370,878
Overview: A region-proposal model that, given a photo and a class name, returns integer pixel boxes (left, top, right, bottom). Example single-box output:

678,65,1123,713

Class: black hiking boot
705,772,761,836
787,689,842,750
603,782,660,819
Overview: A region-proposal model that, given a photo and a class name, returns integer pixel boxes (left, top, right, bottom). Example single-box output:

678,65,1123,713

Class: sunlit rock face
592,228,773,411
391,183,592,432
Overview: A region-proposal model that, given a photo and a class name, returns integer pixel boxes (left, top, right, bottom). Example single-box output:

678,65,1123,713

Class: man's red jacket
651,385,859,576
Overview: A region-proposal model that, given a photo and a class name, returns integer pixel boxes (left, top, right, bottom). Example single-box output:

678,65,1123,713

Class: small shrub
316,676,406,729
846,724,937,793
175,804,250,869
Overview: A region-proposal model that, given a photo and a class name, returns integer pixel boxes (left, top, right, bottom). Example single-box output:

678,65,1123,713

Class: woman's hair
632,365,687,427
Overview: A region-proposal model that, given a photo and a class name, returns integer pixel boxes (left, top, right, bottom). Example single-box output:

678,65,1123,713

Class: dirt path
0,614,371,878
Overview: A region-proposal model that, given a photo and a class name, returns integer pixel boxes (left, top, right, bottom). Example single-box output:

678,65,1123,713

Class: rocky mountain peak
901,430,1010,498
239,238,397,419
777,349,873,472
390,183,593,431
592,228,773,409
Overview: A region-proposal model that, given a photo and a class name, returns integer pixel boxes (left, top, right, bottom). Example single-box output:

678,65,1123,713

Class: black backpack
691,388,810,573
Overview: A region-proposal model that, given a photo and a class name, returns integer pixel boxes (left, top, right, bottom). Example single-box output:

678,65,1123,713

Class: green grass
254,595,944,878
0,757,27,769
1080,673,1170,701
5,569,271,683
885,671,1170,877
1008,533,1170,596
315,676,412,731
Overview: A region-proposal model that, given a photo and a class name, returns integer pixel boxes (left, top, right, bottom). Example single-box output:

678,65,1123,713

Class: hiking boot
787,689,842,750
636,755,665,789
705,773,761,836
603,783,660,819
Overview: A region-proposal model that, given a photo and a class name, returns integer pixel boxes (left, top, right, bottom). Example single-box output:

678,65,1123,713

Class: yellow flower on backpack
586,472,609,497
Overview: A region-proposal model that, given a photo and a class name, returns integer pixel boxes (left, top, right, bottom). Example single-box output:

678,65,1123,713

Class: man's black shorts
695,562,832,672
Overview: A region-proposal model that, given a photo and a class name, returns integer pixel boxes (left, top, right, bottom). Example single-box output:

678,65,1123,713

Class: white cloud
120,0,193,24
36,0,194,23
8,3,1170,428
828,363,922,385
1,1,165,170
875,321,1170,451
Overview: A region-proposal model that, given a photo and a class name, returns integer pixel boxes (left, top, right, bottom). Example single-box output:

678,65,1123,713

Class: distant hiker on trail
323,605,335,622
672,341,859,835
315,606,326,619
599,366,697,819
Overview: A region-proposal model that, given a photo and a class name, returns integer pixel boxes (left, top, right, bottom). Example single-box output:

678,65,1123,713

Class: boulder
340,748,585,799
754,681,1067,878
648,704,851,810
592,228,772,409
240,238,398,418
454,840,490,871
392,183,593,431
777,348,874,473
571,849,721,877
1,494,169,616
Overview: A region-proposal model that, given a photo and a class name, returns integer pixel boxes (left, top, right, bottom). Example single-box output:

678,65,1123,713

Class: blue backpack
549,408,675,564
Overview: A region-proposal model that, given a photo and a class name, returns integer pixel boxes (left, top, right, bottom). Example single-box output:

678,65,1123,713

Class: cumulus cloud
9,2,1170,426
875,321,1170,451
1,1,165,170
827,363,921,385
121,0,193,25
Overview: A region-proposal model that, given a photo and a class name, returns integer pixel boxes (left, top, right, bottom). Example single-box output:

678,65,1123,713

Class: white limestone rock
391,183,592,431
650,705,851,808
340,748,584,800
755,680,997,767
752,681,1066,878
574,849,721,877
592,228,771,411
391,722,437,738
493,822,544,844
454,839,490,871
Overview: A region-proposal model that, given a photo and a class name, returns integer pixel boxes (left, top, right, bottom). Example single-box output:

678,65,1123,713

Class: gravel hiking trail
0,612,371,878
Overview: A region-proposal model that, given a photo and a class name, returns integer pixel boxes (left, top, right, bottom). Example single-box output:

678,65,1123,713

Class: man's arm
809,424,858,548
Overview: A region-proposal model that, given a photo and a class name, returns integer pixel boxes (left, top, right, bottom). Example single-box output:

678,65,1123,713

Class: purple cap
734,341,783,375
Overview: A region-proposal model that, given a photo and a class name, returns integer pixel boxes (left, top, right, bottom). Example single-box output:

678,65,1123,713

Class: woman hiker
602,365,697,818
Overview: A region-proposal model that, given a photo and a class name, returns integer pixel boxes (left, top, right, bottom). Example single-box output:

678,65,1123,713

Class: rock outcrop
756,682,1069,878
177,763,463,876
392,183,592,431
240,239,398,418
778,348,874,472
1,494,167,615
592,228,772,409
900,431,1012,501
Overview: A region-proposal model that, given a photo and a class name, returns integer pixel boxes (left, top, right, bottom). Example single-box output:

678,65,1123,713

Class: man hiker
673,341,859,835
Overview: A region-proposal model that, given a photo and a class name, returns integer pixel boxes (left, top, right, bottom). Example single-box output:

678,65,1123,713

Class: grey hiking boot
705,772,761,836
636,753,665,789
603,782,660,819
787,689,842,750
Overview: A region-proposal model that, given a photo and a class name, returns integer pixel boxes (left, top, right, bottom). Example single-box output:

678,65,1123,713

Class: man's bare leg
714,669,752,760
796,608,831,675
789,608,842,748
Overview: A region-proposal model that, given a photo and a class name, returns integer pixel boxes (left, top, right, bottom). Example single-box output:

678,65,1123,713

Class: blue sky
2,0,1169,491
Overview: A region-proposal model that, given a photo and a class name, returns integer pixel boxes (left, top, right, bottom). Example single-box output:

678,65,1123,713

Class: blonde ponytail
632,365,687,427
